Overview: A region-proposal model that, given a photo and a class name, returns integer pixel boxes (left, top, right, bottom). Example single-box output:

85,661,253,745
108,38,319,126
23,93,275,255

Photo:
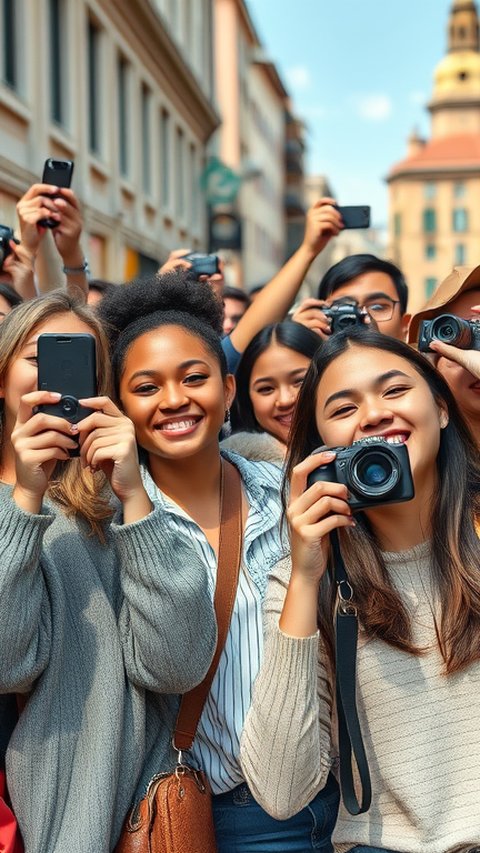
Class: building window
455,243,466,265
117,55,129,178
87,18,101,155
423,208,436,233
160,108,170,207
141,84,152,195
393,213,401,237
425,278,437,299
189,143,199,229
49,0,67,125
2,0,17,88
424,182,436,200
425,244,436,260
175,127,185,218
453,208,468,232
454,182,465,198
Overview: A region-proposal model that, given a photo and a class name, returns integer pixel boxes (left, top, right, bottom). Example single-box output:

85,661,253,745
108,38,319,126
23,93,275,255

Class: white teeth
385,434,407,444
159,419,197,431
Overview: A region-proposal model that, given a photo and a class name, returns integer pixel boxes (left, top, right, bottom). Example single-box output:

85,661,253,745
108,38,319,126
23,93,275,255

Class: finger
77,396,121,417
297,495,352,527
20,183,59,200
312,197,337,209
429,340,468,364
19,447,72,466
289,479,349,518
17,392,62,425
16,430,79,452
303,514,356,541
79,425,129,457
290,451,340,501
55,187,79,207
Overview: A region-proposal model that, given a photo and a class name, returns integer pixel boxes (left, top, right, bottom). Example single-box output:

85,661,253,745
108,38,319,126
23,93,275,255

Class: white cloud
353,93,393,121
285,65,312,91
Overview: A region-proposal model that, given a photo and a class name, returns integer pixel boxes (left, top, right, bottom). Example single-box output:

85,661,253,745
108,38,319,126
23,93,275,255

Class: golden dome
432,49,480,100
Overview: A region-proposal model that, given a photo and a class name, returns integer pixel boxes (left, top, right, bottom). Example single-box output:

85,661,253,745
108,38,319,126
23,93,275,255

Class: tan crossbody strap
174,459,243,752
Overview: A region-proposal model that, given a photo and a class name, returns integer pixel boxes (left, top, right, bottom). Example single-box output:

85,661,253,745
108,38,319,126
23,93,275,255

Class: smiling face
119,325,235,463
249,343,311,444
435,288,480,424
314,344,447,489
0,312,96,435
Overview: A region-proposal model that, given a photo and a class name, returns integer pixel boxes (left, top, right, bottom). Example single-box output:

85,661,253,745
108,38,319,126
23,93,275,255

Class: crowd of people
1,178,480,853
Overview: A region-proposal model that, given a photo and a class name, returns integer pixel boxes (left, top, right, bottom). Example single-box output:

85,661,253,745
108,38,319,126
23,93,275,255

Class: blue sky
249,0,455,227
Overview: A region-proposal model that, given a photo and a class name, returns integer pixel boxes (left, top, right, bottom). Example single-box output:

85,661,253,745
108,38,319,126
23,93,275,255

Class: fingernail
322,451,336,459
50,392,62,399
70,424,79,433
349,519,356,527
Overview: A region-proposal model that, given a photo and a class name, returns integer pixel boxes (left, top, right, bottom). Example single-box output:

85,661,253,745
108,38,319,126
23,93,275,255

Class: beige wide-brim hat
408,264,480,344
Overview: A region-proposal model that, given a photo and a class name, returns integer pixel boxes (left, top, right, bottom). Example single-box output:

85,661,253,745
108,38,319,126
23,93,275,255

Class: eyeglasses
330,296,400,323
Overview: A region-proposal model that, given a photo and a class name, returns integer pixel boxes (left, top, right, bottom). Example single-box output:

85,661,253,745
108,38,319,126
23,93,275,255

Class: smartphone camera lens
61,395,78,417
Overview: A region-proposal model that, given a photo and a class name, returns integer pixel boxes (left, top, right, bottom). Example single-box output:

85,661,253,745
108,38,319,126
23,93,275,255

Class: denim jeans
212,773,339,853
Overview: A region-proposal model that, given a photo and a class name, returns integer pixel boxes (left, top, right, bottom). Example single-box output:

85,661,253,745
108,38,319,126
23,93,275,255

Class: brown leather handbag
115,460,243,853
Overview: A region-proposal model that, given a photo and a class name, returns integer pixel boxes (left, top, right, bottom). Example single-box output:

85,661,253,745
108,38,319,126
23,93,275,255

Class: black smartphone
182,252,220,278
39,158,74,228
336,205,371,230
36,333,97,457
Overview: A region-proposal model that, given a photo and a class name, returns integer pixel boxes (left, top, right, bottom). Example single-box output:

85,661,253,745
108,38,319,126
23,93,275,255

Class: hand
287,450,355,586
430,308,480,378
16,183,61,254
1,240,36,300
11,391,79,513
291,297,332,338
76,397,152,521
50,188,84,266
158,248,192,275
301,198,343,260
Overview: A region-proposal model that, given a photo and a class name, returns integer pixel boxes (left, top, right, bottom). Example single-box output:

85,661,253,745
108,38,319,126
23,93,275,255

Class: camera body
306,437,414,512
183,252,220,278
335,205,371,230
418,313,480,352
322,302,365,334
0,225,15,268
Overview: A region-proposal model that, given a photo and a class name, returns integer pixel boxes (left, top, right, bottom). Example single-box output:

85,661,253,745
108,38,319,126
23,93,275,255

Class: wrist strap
174,459,243,751
62,258,90,275
331,530,372,815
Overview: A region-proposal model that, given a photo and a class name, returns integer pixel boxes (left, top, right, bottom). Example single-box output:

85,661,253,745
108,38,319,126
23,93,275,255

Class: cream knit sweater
240,541,480,853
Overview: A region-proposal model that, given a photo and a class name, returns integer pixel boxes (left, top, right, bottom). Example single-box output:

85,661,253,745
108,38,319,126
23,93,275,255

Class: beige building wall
389,174,480,313
0,0,218,281
213,0,287,290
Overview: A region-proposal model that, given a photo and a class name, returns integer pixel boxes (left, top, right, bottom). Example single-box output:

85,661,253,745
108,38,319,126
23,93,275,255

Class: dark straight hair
284,326,480,675
230,321,322,435
317,254,408,314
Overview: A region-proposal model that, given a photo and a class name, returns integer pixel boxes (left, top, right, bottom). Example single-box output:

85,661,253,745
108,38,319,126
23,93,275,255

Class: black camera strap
330,529,372,815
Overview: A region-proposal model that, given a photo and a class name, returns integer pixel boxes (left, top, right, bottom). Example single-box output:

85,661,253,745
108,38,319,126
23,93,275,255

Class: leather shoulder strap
174,459,243,751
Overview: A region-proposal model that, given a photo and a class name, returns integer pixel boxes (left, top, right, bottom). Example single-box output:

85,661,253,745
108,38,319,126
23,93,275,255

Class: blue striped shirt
141,450,288,794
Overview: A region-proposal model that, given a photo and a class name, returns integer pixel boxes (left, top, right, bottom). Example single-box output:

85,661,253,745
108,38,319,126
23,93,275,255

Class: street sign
200,157,241,205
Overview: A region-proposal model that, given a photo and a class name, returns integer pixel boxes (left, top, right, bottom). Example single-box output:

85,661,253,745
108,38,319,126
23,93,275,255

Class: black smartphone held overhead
39,158,74,228
336,205,371,230
37,333,97,457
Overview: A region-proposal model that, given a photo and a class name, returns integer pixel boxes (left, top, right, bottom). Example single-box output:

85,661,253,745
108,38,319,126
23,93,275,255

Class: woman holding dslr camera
239,326,480,853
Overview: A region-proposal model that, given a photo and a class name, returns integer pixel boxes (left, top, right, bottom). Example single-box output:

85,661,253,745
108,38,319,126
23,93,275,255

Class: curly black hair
97,271,227,394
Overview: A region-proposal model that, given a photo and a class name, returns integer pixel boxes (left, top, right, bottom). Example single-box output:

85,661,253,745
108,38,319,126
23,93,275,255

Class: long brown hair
284,327,480,675
0,292,113,537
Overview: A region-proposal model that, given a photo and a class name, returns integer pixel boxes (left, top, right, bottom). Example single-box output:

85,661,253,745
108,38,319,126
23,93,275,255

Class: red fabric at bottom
0,770,23,853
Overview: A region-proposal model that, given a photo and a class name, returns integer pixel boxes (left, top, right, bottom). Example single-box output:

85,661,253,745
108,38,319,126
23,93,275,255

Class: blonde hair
0,292,114,537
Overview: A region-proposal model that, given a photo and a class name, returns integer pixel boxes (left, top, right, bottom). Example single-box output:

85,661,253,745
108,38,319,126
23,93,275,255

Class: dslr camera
418,313,480,352
183,252,220,278
322,303,365,335
306,436,414,512
0,225,16,269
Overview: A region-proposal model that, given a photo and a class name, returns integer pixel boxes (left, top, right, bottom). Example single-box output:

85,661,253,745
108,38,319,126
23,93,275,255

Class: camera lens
336,312,359,330
350,448,399,497
431,314,472,348
61,396,77,416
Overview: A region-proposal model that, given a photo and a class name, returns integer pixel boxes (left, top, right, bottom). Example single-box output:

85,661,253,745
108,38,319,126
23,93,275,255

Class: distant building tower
387,0,480,313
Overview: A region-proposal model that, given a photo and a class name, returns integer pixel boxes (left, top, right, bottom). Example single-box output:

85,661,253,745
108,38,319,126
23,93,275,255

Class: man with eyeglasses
291,254,409,341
